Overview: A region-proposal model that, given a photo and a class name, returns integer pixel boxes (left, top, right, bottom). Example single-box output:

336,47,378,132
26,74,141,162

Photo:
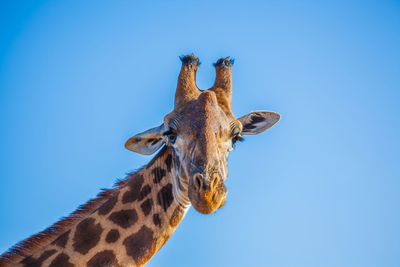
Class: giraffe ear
238,111,281,135
125,124,165,155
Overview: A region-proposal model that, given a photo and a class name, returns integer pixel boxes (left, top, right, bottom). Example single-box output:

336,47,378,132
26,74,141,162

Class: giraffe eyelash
163,129,176,136
232,135,244,149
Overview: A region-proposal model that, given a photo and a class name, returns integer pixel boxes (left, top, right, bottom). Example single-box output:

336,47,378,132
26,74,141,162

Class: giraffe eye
168,133,177,143
164,129,177,144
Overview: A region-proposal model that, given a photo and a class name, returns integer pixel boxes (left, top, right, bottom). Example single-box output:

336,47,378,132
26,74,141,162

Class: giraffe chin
188,181,227,215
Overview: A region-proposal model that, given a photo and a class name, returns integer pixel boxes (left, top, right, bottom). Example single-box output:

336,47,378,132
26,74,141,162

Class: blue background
1,1,400,266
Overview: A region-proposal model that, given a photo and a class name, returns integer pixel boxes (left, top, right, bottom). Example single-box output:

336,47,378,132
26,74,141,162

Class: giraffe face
125,55,281,214
162,91,237,214
125,89,280,214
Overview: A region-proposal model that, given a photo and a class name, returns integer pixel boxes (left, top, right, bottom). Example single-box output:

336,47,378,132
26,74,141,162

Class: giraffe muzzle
188,172,227,214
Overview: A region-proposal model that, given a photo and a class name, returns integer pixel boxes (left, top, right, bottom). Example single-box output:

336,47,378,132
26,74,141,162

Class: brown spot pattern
170,206,185,227
51,230,70,248
49,253,74,267
123,226,155,265
152,167,166,183
105,229,120,243
157,183,174,212
108,209,138,229
21,249,57,267
138,185,152,201
98,192,119,215
122,174,144,203
140,198,153,216
153,214,162,227
72,218,103,255
165,154,172,172
87,250,119,267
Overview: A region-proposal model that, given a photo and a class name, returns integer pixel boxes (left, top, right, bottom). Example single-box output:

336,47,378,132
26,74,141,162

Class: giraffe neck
4,147,191,267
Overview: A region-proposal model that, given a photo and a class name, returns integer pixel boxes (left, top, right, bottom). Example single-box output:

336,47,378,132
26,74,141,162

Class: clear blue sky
1,0,399,266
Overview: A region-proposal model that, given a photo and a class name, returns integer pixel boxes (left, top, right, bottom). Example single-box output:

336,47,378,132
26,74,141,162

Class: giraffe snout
192,172,220,192
188,171,227,214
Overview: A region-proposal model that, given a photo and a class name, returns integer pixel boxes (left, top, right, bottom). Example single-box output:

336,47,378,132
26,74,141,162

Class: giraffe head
125,55,280,214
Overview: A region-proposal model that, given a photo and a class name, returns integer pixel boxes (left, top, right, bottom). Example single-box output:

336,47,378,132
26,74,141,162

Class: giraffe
0,54,280,267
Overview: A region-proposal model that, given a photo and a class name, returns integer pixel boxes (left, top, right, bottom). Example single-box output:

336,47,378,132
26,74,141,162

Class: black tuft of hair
179,54,200,66
213,57,234,68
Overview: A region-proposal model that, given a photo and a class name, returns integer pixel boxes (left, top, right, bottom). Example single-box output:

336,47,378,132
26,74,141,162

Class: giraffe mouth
188,176,227,214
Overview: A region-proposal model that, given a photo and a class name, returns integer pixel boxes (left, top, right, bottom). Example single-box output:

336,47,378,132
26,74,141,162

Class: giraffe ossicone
0,54,280,267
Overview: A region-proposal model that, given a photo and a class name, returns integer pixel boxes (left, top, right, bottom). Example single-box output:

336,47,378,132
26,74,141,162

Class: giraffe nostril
193,174,202,191
210,173,219,189
212,192,217,202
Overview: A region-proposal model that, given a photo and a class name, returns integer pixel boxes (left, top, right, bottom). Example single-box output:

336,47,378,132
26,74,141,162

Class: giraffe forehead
168,91,235,135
